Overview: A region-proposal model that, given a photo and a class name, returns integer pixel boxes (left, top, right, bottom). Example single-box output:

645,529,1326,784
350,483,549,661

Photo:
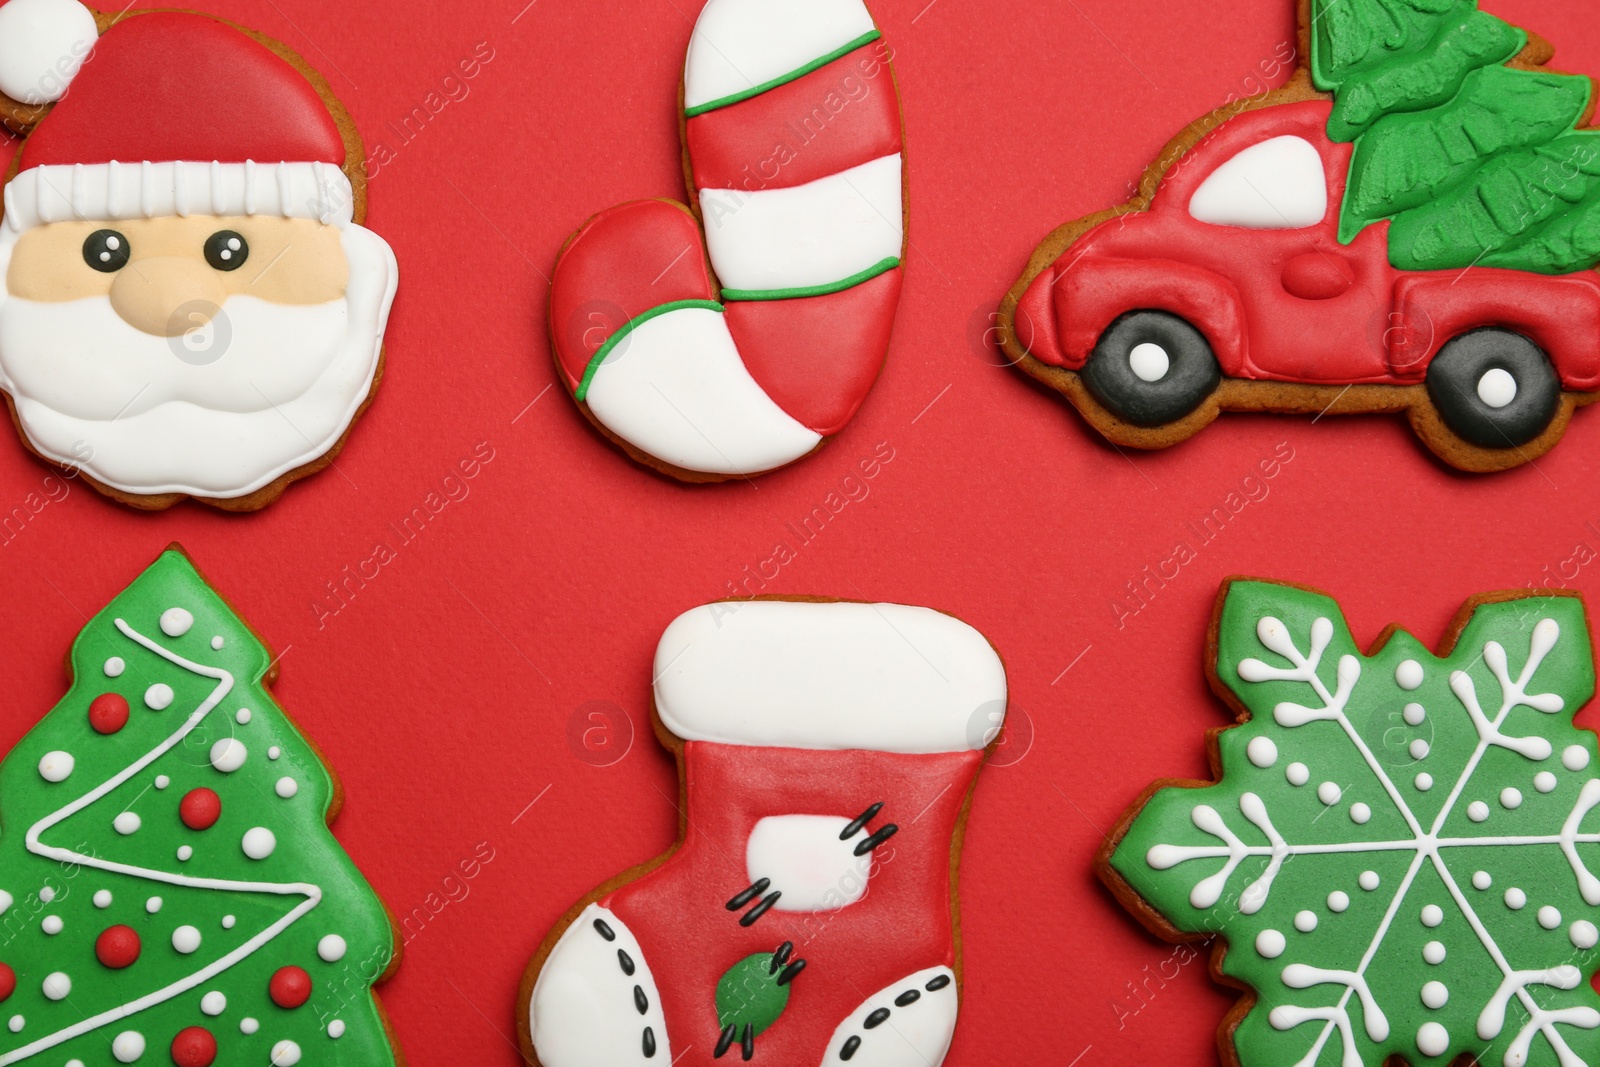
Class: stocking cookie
519,599,1007,1066
1000,0,1600,473
0,547,402,1065
0,0,399,510
550,0,906,482
1101,578,1600,1066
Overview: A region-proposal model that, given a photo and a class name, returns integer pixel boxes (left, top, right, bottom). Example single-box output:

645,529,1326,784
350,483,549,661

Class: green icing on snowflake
0,550,399,1066
1108,580,1600,1067
1310,0,1600,274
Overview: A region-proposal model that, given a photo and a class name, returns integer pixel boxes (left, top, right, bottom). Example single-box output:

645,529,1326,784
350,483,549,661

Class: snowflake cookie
1103,579,1600,1067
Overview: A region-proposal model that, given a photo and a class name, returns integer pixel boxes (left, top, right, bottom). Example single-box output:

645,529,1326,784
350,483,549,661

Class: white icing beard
0,222,398,498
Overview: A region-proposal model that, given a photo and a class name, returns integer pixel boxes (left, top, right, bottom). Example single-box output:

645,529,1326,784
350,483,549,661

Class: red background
3,0,1600,1063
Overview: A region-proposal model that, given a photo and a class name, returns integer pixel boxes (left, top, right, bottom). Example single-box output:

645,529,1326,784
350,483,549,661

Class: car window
1188,135,1327,229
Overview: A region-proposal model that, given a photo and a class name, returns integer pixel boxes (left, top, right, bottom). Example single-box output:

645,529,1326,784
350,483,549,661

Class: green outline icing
721,256,900,303
574,299,725,402
683,30,882,118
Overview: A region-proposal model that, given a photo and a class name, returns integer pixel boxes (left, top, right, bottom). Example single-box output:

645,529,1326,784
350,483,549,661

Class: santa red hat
0,0,355,232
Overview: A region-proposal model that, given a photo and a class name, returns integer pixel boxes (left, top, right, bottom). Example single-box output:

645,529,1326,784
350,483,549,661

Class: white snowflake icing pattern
1144,613,1600,1067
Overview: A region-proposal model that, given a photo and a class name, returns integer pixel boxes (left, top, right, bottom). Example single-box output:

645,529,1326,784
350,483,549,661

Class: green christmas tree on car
0,548,401,1067
1001,0,1600,472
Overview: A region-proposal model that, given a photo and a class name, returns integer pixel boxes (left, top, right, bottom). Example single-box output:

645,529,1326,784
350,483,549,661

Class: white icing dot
112,1031,145,1063
1501,787,1523,809
1535,772,1559,793
240,1018,259,1035
154,775,170,790
41,916,62,935
159,607,194,637
177,846,192,862
144,683,174,710
222,915,236,929
1421,904,1443,927
268,746,282,761
1571,920,1599,950
41,972,70,1001
1564,746,1591,771
1403,702,1426,726
1256,928,1287,959
275,777,299,799
38,887,54,903
1478,367,1519,409
1473,871,1492,890
0,891,10,912
5,1016,18,1033
1294,910,1318,933
236,709,252,725
1423,940,1446,964
1539,906,1562,930
1128,342,1172,383
172,925,202,954
210,738,247,773
1410,739,1431,760
242,827,276,860
38,751,74,783
1247,736,1278,768
211,636,225,650
1505,888,1527,910
146,896,162,914
1328,891,1350,913
1417,1021,1449,1057
93,890,112,909
104,657,125,677
1359,871,1380,891
1396,660,1425,690
328,1020,345,1039
1468,801,1489,822
1317,782,1342,806
271,1039,302,1065
201,991,227,1016
1350,803,1371,824
1421,980,1448,1009
1415,772,1434,791
318,934,348,962
113,812,141,836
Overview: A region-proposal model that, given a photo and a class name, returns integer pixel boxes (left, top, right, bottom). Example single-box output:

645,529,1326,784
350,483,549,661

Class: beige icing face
6,216,349,337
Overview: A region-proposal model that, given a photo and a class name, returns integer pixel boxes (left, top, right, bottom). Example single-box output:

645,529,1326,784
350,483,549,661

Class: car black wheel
1081,310,1221,427
1425,329,1561,449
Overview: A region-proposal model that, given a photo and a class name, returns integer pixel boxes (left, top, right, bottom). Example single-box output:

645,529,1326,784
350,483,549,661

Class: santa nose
109,257,229,337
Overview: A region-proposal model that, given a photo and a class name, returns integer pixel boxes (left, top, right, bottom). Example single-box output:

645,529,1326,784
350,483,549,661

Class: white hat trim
653,600,1008,754
3,160,355,232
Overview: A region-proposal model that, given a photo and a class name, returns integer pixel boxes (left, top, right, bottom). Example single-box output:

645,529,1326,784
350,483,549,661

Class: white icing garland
0,617,322,1066
1146,615,1600,1067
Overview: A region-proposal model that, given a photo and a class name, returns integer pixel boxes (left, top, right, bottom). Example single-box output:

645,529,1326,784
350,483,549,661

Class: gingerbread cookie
519,598,1007,1066
549,0,906,482
0,547,402,1065
1100,578,1600,1066
1000,0,1600,473
0,0,398,510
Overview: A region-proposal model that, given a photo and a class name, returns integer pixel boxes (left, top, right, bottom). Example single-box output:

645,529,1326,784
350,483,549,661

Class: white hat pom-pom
0,0,98,105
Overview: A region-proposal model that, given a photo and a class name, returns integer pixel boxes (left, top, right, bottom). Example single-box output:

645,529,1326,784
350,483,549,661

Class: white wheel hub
1477,367,1518,409
1129,342,1171,383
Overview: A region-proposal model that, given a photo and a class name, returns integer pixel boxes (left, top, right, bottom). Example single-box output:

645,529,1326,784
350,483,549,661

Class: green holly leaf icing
0,550,399,1066
1109,581,1600,1067
1311,0,1600,273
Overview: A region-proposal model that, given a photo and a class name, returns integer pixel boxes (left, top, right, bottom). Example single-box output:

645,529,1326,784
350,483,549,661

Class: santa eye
82,229,131,273
204,230,249,271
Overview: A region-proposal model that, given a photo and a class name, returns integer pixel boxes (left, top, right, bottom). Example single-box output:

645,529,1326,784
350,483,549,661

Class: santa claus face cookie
0,0,398,510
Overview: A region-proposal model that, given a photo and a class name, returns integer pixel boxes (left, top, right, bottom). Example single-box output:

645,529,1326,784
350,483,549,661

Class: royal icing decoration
0,3,398,508
1000,0,1600,472
522,599,1005,1067
0,548,400,1065
549,0,905,480
1104,580,1600,1067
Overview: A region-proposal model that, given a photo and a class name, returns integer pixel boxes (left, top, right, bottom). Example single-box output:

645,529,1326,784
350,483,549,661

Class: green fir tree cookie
0,548,401,1067
1104,579,1600,1067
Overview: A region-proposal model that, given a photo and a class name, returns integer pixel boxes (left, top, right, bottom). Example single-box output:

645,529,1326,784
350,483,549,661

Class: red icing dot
0,961,14,1001
170,1025,217,1067
268,965,312,1008
179,788,222,830
95,925,141,969
89,693,130,735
